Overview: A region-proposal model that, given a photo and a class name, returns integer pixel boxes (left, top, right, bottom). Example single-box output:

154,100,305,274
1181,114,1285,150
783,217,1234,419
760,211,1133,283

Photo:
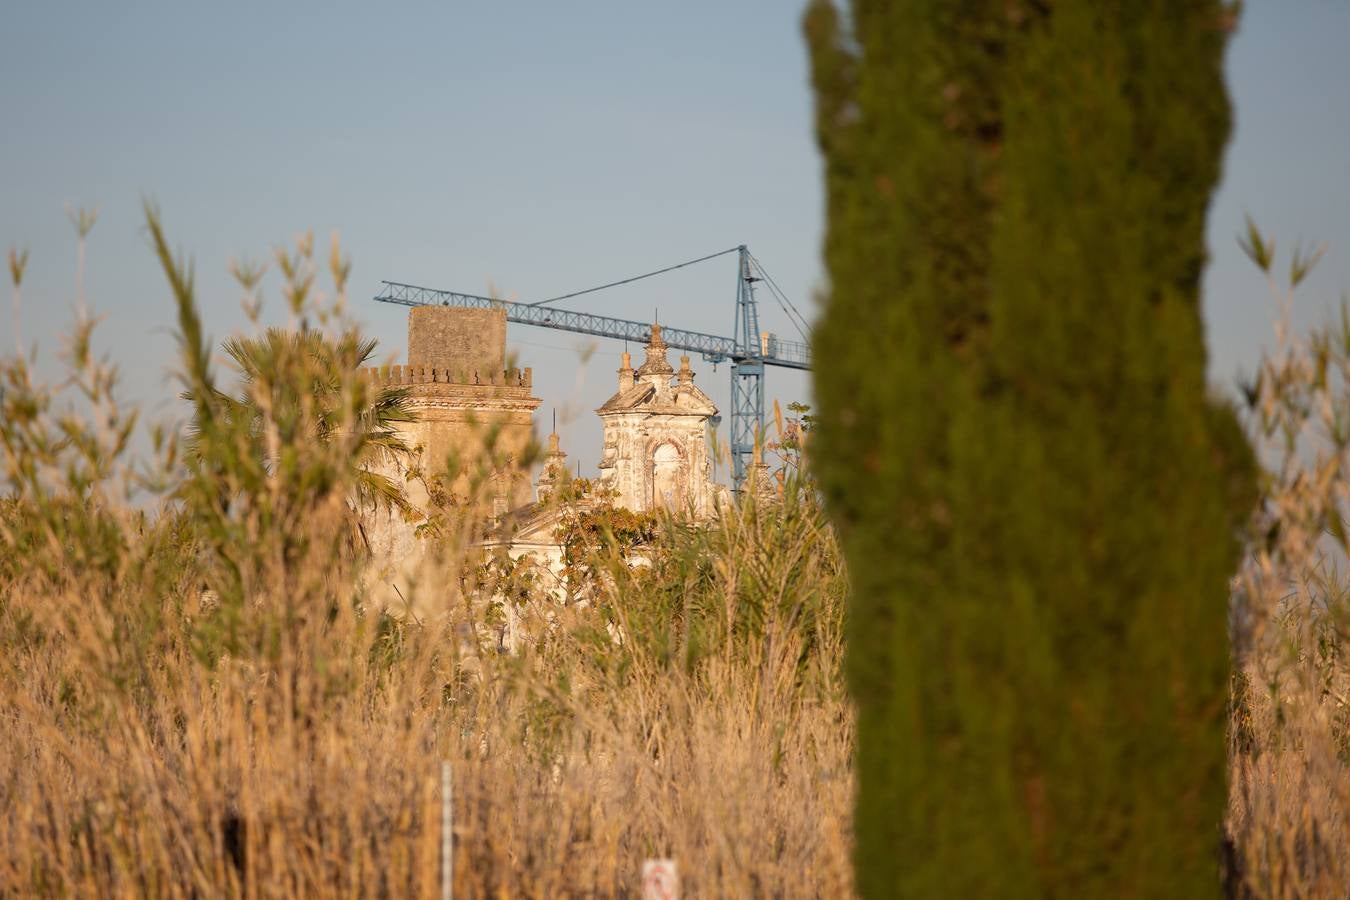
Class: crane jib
372,281,811,370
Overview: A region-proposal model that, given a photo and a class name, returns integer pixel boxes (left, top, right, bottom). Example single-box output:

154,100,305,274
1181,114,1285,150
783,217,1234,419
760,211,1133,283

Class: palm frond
354,469,414,515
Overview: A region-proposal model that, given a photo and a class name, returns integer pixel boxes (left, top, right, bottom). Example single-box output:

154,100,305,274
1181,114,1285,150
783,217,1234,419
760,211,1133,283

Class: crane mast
730,245,767,488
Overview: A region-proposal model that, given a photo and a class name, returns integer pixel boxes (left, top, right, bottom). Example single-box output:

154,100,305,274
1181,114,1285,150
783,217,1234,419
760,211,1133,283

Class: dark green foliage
804,2,1254,896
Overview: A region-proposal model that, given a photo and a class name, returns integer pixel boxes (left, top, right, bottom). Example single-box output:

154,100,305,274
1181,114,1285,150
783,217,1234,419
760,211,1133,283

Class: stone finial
537,429,569,503
747,439,777,506
636,323,674,381
619,350,635,392
678,354,693,385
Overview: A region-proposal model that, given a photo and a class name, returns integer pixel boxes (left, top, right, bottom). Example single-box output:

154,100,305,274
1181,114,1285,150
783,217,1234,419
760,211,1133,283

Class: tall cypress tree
804,2,1254,896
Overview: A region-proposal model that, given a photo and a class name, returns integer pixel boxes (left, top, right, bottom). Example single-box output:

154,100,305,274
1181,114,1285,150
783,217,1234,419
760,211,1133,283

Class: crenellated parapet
360,365,533,389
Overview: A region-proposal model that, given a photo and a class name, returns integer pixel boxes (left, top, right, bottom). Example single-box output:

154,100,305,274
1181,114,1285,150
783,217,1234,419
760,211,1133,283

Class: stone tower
367,307,541,508
595,324,720,518
362,308,541,612
364,307,542,564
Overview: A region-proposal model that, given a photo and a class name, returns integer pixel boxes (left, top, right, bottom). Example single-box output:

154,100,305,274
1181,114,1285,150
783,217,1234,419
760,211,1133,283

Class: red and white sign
641,859,679,900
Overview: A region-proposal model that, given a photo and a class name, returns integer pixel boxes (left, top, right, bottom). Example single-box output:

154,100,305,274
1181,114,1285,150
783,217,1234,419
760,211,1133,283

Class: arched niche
650,442,685,511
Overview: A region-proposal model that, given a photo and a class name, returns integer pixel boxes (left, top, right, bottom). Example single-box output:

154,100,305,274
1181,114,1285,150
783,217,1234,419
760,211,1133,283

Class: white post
441,760,453,900
641,859,679,900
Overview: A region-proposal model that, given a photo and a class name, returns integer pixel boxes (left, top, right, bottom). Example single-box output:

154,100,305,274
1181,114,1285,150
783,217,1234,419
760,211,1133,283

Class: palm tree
186,326,416,517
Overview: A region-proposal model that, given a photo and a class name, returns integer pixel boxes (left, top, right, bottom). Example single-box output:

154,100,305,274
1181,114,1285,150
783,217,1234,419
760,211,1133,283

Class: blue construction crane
372,244,811,490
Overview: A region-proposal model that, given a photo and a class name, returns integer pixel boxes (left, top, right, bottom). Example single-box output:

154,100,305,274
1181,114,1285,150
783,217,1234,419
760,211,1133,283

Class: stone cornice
408,396,542,413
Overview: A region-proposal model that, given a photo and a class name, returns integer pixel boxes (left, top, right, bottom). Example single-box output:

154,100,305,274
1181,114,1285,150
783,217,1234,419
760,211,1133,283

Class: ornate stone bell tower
595,325,721,518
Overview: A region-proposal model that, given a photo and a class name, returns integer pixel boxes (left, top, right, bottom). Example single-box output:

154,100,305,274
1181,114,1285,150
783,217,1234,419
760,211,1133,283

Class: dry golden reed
0,207,851,898
1225,223,1350,899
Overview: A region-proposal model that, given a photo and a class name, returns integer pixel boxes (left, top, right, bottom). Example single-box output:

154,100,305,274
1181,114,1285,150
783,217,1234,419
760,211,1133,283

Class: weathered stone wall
407,307,507,378
361,308,540,617
597,413,716,517
361,365,540,508
595,334,721,520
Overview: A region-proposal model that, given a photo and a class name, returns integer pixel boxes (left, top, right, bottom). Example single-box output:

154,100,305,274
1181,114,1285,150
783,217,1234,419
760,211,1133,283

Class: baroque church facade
594,324,721,519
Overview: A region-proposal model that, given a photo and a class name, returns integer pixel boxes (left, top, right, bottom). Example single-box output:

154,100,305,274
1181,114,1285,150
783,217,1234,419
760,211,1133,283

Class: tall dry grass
0,208,852,897
1225,225,1350,899
7,207,1350,898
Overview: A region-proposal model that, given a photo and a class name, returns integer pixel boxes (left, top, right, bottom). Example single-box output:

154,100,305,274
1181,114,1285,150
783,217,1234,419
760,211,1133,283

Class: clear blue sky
5,1,1349,480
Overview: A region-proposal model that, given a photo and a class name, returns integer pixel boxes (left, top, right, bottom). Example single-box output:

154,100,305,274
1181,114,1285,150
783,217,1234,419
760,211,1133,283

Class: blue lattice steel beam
372,280,810,371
